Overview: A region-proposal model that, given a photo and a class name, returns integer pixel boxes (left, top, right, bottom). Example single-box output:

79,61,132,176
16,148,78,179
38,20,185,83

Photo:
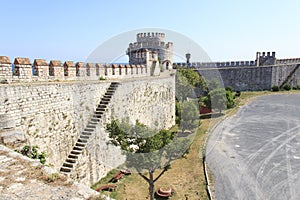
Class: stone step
92,114,102,119
87,121,98,127
91,118,100,122
78,138,87,143
68,154,79,159
80,135,89,140
82,131,92,136
105,92,114,96
103,95,112,99
66,158,77,164
86,124,96,129
96,108,105,112
73,146,84,151
60,171,70,176
63,162,74,168
84,127,94,132
87,121,98,125
98,104,107,109
71,150,82,155
94,111,104,115
100,100,109,104
60,166,72,173
102,97,111,101
76,142,86,147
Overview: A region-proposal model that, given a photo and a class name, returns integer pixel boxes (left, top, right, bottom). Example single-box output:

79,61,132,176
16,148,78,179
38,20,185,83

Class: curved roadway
206,94,300,200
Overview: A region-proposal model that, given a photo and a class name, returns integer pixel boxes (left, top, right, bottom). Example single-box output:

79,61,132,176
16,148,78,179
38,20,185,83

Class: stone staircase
60,82,120,174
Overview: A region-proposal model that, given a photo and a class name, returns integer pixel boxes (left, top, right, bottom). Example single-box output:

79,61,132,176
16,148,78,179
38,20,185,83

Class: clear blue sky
1,0,300,63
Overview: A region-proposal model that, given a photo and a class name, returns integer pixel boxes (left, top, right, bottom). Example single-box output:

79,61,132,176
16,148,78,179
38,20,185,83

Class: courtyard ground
207,92,300,199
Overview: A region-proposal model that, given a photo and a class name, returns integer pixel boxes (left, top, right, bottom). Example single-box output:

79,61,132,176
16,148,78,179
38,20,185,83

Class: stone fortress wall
175,51,300,91
0,56,175,185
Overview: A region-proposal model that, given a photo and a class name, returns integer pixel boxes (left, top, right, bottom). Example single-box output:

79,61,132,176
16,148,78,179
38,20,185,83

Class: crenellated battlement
175,51,300,69
0,56,151,83
276,58,300,64
174,60,257,68
136,32,166,42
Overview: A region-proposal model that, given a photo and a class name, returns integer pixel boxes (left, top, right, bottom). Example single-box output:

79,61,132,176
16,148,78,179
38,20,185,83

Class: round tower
126,32,173,68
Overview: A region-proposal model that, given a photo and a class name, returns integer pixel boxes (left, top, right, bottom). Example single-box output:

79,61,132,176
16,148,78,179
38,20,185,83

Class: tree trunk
149,171,155,200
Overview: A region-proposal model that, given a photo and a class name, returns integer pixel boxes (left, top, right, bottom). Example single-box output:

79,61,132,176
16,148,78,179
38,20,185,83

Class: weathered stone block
0,130,25,144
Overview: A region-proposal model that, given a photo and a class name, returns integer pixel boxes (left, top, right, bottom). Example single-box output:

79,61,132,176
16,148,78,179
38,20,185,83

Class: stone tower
126,32,174,70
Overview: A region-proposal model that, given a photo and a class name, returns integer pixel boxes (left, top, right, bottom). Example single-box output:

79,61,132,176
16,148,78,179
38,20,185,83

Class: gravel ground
206,94,300,200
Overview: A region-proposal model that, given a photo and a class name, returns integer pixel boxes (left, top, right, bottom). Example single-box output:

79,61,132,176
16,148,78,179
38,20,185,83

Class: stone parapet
0,56,154,83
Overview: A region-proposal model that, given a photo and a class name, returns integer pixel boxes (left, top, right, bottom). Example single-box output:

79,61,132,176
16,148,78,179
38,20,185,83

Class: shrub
16,145,47,164
235,91,241,97
225,86,233,92
226,90,235,109
99,76,106,80
283,84,291,91
271,85,280,92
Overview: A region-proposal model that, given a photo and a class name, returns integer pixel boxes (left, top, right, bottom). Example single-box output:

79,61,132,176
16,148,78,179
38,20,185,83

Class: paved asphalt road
206,94,300,200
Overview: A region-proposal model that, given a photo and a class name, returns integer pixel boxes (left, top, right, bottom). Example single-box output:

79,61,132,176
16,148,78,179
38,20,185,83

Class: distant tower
126,32,174,69
186,53,191,67
256,51,276,66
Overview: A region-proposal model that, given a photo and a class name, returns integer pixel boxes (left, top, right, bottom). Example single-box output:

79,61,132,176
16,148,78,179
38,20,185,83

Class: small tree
208,88,227,113
106,120,191,200
226,90,235,109
175,71,195,101
180,101,199,132
177,68,206,89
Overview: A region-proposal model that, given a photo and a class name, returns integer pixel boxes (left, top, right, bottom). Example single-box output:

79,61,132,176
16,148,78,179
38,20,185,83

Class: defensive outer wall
175,52,300,91
0,56,175,185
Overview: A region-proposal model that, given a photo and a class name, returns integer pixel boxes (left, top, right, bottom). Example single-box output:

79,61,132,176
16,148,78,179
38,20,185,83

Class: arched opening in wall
162,60,171,70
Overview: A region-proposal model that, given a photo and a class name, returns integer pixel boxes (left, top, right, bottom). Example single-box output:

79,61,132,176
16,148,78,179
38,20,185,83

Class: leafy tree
180,101,199,132
226,90,235,109
175,70,195,101
177,68,206,88
207,78,221,90
106,120,191,200
176,68,209,101
203,88,227,113
210,88,227,113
